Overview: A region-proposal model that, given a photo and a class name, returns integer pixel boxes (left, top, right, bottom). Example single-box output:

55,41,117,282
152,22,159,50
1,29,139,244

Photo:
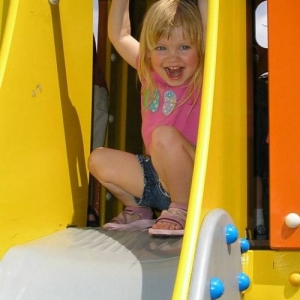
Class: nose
167,49,180,62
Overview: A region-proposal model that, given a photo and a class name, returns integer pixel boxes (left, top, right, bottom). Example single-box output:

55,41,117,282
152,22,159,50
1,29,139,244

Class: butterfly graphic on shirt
144,89,177,115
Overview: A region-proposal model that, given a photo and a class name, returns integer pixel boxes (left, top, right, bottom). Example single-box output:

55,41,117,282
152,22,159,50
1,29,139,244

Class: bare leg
88,148,144,207
149,126,195,230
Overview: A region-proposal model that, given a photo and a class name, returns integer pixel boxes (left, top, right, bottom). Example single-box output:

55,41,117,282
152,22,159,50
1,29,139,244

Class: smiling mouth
165,66,184,79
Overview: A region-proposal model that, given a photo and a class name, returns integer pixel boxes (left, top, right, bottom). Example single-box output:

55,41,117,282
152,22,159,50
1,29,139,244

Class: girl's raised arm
108,0,139,69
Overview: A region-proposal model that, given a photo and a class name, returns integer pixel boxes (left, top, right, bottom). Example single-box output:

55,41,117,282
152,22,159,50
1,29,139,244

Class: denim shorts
134,155,171,210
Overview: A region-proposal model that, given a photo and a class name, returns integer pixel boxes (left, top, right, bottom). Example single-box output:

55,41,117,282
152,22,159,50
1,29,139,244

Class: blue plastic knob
225,224,239,244
238,272,250,292
240,238,250,253
210,277,224,300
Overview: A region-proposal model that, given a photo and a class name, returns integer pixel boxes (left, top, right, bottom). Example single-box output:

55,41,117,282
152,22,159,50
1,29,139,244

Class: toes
152,221,180,230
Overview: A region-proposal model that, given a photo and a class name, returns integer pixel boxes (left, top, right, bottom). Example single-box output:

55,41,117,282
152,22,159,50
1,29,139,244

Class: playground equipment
0,0,299,299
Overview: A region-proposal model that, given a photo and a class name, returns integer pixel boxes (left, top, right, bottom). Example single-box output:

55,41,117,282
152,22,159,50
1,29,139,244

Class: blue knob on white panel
240,238,250,253
225,224,239,244
210,277,224,300
238,272,250,292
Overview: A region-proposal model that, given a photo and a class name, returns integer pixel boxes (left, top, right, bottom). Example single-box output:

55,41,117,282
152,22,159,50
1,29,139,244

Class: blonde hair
138,0,204,105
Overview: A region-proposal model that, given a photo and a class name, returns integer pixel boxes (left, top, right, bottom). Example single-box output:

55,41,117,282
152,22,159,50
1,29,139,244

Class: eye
180,45,191,50
155,45,167,51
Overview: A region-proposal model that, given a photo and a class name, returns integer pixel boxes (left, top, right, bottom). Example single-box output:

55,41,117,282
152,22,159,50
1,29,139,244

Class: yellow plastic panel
200,0,247,229
0,0,93,258
173,0,247,298
243,250,300,300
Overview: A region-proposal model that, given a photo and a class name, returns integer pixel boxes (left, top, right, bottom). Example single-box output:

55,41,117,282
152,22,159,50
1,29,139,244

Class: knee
150,126,180,152
88,147,106,177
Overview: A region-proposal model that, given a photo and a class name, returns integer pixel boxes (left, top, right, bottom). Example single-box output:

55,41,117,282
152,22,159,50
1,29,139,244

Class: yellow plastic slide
0,0,93,258
173,0,247,298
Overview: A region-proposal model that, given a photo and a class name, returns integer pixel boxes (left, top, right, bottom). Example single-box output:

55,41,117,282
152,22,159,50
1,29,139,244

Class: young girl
88,0,205,236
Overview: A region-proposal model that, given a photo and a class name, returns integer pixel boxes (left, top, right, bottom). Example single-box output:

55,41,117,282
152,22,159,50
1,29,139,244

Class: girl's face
148,27,199,87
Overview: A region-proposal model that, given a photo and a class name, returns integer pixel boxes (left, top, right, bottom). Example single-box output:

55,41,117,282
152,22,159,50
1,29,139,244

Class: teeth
166,67,184,77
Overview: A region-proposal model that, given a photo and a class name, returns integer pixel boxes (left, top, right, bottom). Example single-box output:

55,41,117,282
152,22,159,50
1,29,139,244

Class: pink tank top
141,72,201,155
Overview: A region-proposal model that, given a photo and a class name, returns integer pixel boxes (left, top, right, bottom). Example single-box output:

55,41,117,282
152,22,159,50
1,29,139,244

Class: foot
103,206,155,231
149,202,187,236
151,220,182,231
87,205,99,227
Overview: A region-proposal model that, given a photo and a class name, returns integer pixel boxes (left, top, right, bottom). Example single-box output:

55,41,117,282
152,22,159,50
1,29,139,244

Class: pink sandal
148,203,187,236
103,206,155,231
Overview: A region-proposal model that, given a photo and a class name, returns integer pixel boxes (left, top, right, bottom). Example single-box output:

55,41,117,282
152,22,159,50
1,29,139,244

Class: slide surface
0,228,182,300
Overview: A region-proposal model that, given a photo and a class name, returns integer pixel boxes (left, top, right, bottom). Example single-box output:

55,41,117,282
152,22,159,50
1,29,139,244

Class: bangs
145,2,201,51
